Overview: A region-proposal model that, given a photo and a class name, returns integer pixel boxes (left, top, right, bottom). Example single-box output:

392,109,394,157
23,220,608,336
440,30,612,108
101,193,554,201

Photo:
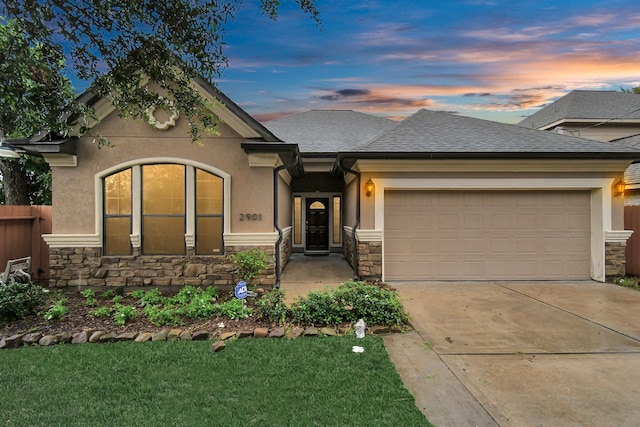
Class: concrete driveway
384,281,640,427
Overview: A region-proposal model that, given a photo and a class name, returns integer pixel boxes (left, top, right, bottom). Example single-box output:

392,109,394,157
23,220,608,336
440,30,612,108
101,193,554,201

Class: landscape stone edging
0,324,403,350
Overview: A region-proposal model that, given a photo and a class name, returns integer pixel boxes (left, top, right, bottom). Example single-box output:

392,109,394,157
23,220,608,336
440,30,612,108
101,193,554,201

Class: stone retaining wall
0,324,400,350
48,245,277,289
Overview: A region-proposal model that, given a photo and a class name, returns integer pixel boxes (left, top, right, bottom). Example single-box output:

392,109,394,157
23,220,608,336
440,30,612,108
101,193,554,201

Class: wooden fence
0,205,52,283
625,206,640,276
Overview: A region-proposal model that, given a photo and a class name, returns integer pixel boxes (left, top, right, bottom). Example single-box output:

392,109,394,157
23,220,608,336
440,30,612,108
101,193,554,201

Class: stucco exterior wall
45,103,289,289
51,110,274,235
278,171,292,228
343,175,358,228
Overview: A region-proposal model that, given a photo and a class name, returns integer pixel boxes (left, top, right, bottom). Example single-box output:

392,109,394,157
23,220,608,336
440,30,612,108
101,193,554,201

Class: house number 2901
239,213,262,221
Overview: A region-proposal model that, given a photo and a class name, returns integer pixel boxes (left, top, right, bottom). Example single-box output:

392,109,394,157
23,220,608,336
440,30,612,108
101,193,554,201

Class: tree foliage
1,0,320,144
0,17,75,204
0,2,319,204
0,17,78,138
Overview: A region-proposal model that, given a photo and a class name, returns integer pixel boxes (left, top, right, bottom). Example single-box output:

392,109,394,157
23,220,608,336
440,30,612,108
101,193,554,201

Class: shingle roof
349,109,640,158
518,90,640,129
263,110,396,154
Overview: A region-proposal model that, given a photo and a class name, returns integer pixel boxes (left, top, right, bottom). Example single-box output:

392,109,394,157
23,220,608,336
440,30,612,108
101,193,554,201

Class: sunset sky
216,0,640,123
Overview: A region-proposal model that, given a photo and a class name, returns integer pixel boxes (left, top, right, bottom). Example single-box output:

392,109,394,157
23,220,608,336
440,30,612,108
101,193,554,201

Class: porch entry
293,194,342,254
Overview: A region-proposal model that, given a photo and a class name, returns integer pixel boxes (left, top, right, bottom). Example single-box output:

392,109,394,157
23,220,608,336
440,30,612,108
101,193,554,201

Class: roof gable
518,90,640,130
73,77,281,142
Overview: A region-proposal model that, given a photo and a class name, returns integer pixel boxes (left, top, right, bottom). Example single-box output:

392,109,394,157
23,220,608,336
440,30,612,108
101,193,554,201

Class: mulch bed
1,289,277,339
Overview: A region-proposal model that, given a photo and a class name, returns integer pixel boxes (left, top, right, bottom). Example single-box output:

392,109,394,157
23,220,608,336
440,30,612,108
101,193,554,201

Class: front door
306,198,329,252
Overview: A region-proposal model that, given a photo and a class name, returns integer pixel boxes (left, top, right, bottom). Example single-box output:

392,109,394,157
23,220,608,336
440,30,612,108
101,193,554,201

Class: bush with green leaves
133,288,165,307
227,249,268,286
219,298,252,319
143,304,184,327
0,282,49,322
257,288,289,325
81,289,97,306
89,306,111,317
137,286,229,326
113,304,137,326
101,289,115,299
44,298,69,321
290,281,409,327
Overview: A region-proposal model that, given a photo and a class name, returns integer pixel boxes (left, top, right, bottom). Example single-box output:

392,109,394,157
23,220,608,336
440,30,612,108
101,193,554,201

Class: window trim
96,158,231,253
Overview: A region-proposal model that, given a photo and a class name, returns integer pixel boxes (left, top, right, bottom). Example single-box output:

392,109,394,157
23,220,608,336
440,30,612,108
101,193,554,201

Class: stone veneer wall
605,242,627,277
49,245,277,289
343,228,355,268
357,241,382,282
278,232,292,274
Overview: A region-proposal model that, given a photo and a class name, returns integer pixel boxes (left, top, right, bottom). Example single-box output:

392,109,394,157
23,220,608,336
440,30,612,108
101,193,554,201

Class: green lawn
0,336,432,426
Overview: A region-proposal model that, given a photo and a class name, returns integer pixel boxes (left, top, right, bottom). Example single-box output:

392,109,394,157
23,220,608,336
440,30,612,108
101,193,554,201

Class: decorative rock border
0,324,404,350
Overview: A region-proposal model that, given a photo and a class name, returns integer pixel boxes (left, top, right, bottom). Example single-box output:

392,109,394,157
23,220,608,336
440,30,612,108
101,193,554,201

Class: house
518,90,640,142
13,82,640,287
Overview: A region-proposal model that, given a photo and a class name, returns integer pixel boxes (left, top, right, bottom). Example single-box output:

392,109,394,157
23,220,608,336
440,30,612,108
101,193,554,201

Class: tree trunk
0,158,30,205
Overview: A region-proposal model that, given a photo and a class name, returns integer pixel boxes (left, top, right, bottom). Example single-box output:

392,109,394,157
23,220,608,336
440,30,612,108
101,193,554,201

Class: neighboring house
518,91,640,205
518,90,640,142
13,82,640,287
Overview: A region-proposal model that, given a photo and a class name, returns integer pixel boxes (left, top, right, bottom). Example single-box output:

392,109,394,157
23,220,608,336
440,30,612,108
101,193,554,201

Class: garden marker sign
235,281,248,299
235,281,248,316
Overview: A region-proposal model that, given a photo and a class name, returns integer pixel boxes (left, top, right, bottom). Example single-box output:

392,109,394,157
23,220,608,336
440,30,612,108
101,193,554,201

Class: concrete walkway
281,256,640,426
279,253,354,303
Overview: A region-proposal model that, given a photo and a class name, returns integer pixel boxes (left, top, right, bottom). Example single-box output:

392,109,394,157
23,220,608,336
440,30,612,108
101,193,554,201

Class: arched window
103,164,224,256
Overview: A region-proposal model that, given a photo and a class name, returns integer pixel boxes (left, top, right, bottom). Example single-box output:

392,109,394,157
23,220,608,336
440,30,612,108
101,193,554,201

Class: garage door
384,190,591,281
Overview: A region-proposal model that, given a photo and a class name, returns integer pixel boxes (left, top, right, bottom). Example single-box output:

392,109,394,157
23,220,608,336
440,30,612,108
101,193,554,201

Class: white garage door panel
384,190,591,281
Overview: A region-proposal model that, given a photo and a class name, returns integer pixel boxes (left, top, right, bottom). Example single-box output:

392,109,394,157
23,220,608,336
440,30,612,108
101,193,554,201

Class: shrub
184,295,221,318
113,304,137,326
101,289,115,299
129,289,145,299
257,288,289,325
143,304,184,326
89,306,111,317
227,249,268,286
44,298,69,321
134,288,164,307
290,281,409,326
81,289,97,306
0,282,49,322
290,290,345,325
219,298,252,319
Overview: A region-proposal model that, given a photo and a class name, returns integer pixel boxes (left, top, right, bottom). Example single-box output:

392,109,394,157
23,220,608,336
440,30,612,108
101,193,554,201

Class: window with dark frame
103,164,225,256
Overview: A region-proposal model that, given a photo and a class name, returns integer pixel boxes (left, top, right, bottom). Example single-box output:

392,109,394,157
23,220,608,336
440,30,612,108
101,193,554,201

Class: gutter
273,154,301,288
336,155,361,281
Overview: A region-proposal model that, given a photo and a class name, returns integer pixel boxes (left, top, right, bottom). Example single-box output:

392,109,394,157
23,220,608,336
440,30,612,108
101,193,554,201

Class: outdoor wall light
365,178,375,197
613,177,626,198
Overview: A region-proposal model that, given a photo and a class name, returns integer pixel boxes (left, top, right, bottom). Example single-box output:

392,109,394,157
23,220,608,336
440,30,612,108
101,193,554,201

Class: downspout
336,157,361,281
274,154,300,288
